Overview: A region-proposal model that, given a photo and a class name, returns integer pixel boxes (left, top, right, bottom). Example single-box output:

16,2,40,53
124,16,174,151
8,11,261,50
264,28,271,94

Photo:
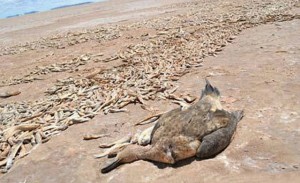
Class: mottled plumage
101,79,243,173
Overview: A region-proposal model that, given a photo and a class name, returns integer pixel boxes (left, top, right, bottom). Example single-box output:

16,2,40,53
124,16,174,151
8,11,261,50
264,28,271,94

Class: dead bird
101,79,243,173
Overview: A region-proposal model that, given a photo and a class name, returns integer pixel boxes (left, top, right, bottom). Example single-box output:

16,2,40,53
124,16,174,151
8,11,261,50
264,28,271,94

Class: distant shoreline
51,2,92,10
4,1,94,19
0,0,190,46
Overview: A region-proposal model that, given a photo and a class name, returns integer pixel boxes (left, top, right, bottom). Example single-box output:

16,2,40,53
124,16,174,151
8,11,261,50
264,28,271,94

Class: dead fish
69,117,90,124
99,134,132,148
2,140,23,172
95,143,131,159
83,133,110,140
3,124,40,140
0,91,21,98
134,112,164,126
107,108,128,113
0,144,10,161
172,100,191,110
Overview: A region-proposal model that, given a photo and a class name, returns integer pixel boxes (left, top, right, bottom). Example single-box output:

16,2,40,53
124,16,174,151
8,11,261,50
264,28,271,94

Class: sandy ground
0,0,191,46
0,0,300,182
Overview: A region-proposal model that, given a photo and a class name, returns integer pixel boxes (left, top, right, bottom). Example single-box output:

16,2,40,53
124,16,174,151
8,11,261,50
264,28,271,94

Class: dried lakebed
0,0,299,173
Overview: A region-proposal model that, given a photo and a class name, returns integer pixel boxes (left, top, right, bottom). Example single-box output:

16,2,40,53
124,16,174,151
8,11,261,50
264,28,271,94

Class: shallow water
0,0,106,19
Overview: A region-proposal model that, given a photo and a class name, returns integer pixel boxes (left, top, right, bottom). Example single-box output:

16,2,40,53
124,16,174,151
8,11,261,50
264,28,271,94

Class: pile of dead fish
0,54,94,87
0,26,120,56
1,0,298,87
0,0,299,173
